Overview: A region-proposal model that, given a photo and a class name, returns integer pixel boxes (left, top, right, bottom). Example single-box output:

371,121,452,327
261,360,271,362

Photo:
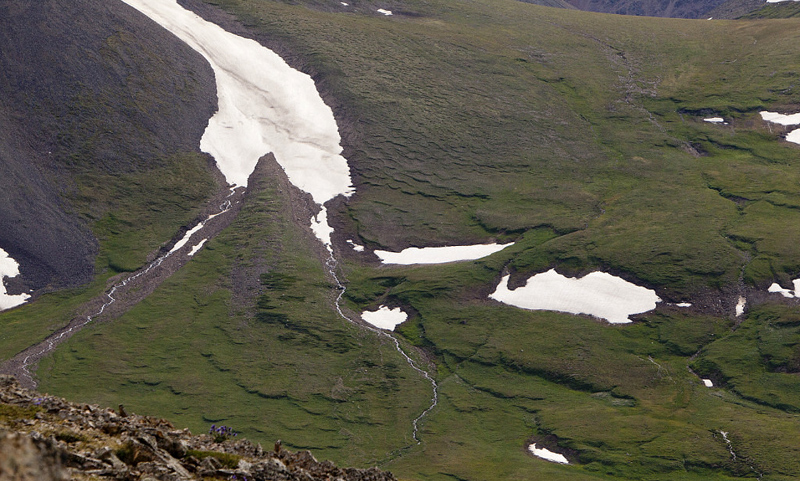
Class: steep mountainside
563,0,768,18
0,0,218,294
563,0,727,17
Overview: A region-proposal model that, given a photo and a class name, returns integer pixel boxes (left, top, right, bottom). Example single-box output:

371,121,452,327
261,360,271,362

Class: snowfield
490,269,660,324
374,243,513,265
120,0,354,247
361,306,408,330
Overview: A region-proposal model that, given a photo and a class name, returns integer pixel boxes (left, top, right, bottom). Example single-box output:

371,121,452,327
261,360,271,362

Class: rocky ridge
0,376,396,481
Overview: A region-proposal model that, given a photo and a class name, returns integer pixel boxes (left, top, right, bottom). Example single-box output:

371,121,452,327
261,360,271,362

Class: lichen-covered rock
0,431,67,481
0,375,397,481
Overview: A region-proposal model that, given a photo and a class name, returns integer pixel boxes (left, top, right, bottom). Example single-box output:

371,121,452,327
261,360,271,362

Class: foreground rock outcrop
0,375,396,481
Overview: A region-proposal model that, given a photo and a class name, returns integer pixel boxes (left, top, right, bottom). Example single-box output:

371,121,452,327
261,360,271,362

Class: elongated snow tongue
375,243,513,265
121,0,353,247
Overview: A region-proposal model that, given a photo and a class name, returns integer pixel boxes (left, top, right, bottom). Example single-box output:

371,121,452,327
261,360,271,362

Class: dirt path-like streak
1,190,244,390
325,252,438,445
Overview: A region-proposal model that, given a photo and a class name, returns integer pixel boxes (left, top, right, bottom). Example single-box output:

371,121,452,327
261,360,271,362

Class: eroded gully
1,192,241,389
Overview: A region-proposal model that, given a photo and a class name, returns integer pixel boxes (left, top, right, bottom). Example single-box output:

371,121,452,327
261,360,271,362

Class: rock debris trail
0,189,245,390
326,252,438,444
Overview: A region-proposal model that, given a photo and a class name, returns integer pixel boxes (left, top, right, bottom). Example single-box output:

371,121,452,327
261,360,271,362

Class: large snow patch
375,243,513,265
490,269,660,324
120,0,354,246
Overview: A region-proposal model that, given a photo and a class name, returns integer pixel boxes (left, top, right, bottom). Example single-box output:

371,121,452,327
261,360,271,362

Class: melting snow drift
761,111,800,146
121,0,353,247
490,269,661,324
188,239,208,257
0,248,30,311
347,239,365,252
375,243,513,265
528,443,569,464
760,111,800,126
703,379,714,388
362,306,408,330
735,296,746,317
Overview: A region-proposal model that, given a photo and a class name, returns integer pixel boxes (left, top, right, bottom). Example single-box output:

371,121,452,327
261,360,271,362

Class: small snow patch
375,243,513,265
528,443,569,464
735,296,746,317
703,379,714,388
676,302,692,307
347,239,365,252
0,247,30,311
170,223,205,254
341,2,348,5
188,239,208,257
704,117,726,124
786,128,800,145
377,8,393,15
361,306,407,330
769,282,794,298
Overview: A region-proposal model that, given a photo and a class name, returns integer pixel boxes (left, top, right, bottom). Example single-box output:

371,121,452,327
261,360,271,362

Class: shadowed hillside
0,0,217,294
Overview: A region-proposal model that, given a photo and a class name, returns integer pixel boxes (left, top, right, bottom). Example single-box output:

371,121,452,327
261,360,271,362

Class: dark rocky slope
0,0,216,294
0,375,396,481
562,0,762,18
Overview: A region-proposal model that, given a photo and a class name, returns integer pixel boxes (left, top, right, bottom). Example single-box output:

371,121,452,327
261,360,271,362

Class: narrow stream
326,251,438,444
121,0,439,446
13,196,234,389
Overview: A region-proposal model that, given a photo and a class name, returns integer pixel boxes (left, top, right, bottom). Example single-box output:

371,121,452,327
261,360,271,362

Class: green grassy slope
11,0,800,480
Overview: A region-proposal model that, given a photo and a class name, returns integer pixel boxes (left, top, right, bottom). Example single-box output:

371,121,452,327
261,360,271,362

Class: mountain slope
0,0,218,295
4,0,800,480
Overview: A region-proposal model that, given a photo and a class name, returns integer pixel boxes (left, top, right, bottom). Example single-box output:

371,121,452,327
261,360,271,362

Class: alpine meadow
2,0,800,479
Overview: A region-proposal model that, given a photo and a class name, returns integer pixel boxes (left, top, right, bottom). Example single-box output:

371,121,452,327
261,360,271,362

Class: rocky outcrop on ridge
0,376,396,481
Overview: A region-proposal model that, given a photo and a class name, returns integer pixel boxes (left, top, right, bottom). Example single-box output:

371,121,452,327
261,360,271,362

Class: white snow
120,0,354,248
375,243,513,265
188,239,208,257
0,248,30,311
760,111,800,126
341,2,348,4
769,282,794,298
767,0,800,3
361,305,408,330
767,278,800,298
347,239,365,252
703,379,714,388
170,223,205,254
489,269,661,324
704,117,726,124
676,302,692,307
786,129,800,145
735,296,746,317
528,443,569,464
377,8,393,15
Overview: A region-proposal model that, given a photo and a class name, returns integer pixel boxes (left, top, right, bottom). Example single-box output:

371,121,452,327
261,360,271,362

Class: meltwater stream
13,197,235,389
120,0,438,444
